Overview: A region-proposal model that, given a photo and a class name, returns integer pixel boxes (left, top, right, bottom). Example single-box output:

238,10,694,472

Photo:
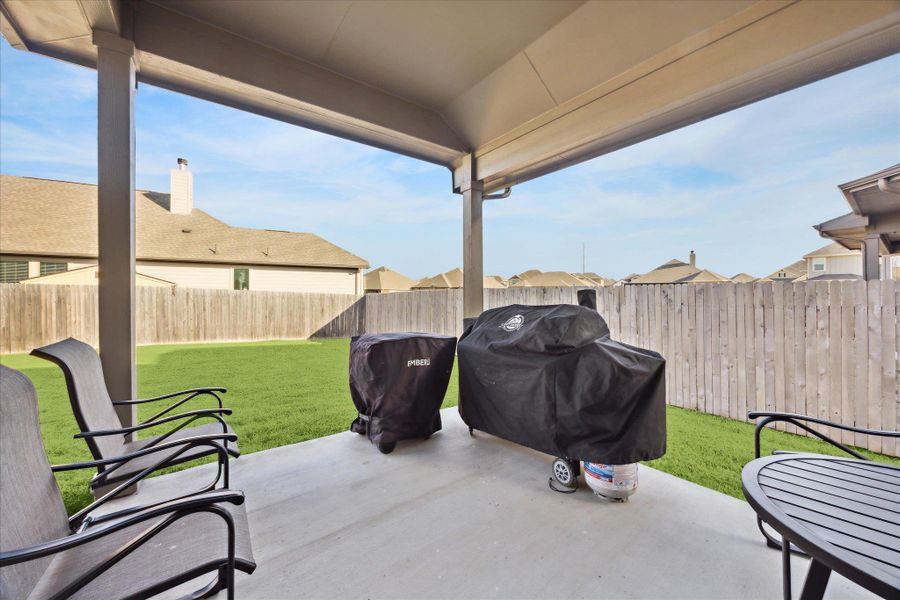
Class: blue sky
1,38,897,280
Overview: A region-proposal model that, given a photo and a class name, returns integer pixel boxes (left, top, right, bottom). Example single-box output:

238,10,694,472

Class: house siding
249,265,360,294
137,261,234,289
807,254,863,278
2,254,363,294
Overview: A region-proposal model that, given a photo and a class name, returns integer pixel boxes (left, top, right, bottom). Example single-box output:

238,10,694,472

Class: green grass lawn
2,339,896,514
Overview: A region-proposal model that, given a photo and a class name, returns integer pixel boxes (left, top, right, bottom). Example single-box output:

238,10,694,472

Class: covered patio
1,1,899,598
1,0,898,412
92,409,869,599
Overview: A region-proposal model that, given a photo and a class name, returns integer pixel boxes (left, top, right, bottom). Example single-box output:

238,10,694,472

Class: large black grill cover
349,333,457,446
458,304,666,464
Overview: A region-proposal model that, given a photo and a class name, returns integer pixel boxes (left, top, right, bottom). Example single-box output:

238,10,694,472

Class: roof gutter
877,177,900,195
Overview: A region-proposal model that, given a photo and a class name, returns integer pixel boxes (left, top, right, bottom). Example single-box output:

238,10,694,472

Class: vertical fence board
867,281,883,454
881,281,896,456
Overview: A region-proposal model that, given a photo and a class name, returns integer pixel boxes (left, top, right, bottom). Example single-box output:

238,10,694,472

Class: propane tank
583,462,638,501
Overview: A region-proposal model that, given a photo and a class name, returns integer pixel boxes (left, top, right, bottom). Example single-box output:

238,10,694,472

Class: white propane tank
583,462,638,501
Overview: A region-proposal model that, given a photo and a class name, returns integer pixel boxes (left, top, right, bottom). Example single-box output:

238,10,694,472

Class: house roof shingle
802,241,859,259
0,175,368,269
364,266,417,292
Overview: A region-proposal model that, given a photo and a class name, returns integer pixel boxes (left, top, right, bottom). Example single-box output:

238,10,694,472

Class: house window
39,262,67,276
811,258,826,272
233,268,249,290
0,261,28,283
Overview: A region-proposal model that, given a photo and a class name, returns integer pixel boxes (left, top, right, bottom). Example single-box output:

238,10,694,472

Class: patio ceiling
2,0,899,193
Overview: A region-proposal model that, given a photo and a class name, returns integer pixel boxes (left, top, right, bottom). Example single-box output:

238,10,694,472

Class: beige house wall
248,265,360,294
806,254,863,278
2,254,362,294
137,261,233,289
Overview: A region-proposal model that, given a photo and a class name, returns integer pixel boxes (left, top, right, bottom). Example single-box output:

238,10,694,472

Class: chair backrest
0,365,71,599
31,338,126,459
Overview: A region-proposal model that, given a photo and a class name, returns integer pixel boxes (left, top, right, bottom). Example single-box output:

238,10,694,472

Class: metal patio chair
32,338,240,496
0,365,256,600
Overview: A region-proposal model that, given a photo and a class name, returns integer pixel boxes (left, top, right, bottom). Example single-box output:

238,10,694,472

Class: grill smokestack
169,158,193,214
689,250,696,268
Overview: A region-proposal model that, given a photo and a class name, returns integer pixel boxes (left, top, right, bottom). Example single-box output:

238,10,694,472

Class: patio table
742,453,900,600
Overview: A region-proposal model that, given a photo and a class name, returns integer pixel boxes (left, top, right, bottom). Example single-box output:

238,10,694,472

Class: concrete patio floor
102,409,870,599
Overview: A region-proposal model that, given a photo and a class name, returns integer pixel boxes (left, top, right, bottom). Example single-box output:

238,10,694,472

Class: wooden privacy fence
0,284,361,352
2,281,897,455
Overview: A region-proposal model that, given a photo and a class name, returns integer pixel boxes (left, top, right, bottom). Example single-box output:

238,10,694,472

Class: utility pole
582,243,586,274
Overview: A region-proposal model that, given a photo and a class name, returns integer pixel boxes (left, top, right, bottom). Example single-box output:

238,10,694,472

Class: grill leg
799,559,831,600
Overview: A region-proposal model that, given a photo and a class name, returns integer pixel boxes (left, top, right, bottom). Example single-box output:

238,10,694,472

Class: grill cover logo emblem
500,314,525,332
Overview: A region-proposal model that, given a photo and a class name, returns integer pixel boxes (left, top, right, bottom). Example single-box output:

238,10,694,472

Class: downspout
483,187,512,201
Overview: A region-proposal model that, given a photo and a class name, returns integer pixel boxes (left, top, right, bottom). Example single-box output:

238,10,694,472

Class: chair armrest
113,388,226,424
748,411,900,437
74,408,232,438
113,388,227,405
0,489,245,567
57,434,238,530
747,411,899,460
51,433,237,472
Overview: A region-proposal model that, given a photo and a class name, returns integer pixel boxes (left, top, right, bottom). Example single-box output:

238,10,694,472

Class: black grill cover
458,304,666,464
349,333,457,446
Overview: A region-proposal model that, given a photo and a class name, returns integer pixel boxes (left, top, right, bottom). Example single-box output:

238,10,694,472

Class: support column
861,233,881,281
462,179,484,319
94,30,137,428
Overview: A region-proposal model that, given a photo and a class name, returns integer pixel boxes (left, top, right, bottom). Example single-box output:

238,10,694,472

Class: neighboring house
763,259,807,282
20,265,176,288
802,242,862,280
813,164,899,281
507,269,542,286
0,165,368,294
364,266,417,293
506,270,612,288
731,273,757,283
616,273,640,285
412,268,507,289
512,271,597,288
627,251,731,285
573,272,616,286
413,268,464,289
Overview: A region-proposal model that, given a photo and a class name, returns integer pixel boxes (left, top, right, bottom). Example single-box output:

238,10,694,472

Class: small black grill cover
458,304,666,464
349,333,457,445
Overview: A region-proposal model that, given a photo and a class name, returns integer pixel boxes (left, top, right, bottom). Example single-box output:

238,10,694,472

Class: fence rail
2,281,897,455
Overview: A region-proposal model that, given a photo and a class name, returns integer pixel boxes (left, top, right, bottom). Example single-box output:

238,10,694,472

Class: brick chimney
169,158,193,214
689,250,696,268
